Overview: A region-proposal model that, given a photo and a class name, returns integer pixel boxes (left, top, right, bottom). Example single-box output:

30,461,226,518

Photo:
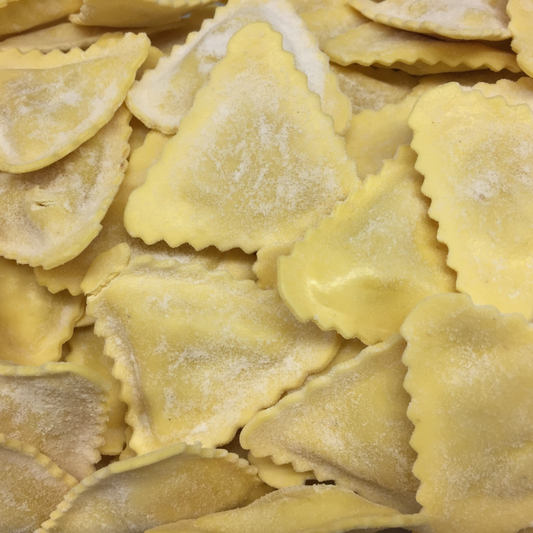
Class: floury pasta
0,0,532,532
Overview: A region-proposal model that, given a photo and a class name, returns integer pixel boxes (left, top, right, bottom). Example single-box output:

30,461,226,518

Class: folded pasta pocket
278,146,455,345
324,22,519,75
147,485,428,533
71,0,201,27
240,334,420,514
0,0,82,38
0,257,83,366
0,33,149,173
127,0,352,135
349,0,511,40
0,435,77,533
125,22,358,253
0,362,109,480
33,128,171,295
38,443,269,533
409,83,533,319
87,256,340,454
0,106,131,270
401,293,533,533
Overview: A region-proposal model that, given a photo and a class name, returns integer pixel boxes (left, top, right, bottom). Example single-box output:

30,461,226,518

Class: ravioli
324,22,520,75
38,443,270,533
33,128,170,294
71,0,205,27
401,293,533,533
0,0,83,38
0,33,149,173
0,435,77,533
409,83,533,319
126,0,352,135
0,106,131,269
87,256,340,453
0,362,109,480
0,257,83,365
349,0,511,40
125,22,358,253
66,328,128,456
278,146,455,344
146,485,428,533
241,335,420,514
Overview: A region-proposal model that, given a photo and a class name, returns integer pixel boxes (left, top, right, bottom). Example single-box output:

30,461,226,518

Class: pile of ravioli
1,0,533,532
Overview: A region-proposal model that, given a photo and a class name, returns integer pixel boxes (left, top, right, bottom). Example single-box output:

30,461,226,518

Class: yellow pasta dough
241,334,420,514
87,256,340,453
0,362,109,480
33,128,170,294
0,434,77,533
38,443,270,533
0,33,149,173
246,454,314,489
125,22,358,253
324,22,520,75
330,63,417,115
0,106,132,269
508,0,533,77
401,293,533,533
0,257,83,365
349,0,511,41
409,82,533,319
147,485,428,533
71,0,207,28
66,327,128,456
126,0,352,135
0,0,83,38
344,95,417,179
0,2,531,531
279,145,455,345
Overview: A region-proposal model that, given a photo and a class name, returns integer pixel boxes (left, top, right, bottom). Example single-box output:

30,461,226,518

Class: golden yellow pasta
0,0,532,531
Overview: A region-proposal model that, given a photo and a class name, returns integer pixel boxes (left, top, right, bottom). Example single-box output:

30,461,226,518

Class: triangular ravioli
126,0,352,135
0,106,131,270
147,486,428,533
0,434,77,533
0,257,83,365
349,0,511,41
125,22,358,253
324,22,520,75
37,443,270,533
278,146,455,345
87,256,340,453
0,362,109,480
408,83,533,319
0,33,149,173
401,294,533,533
240,334,420,513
